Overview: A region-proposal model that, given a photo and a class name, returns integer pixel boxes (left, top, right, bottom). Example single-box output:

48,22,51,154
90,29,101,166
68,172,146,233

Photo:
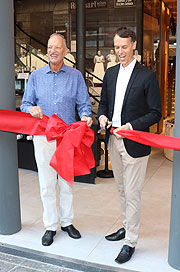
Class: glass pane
143,0,160,76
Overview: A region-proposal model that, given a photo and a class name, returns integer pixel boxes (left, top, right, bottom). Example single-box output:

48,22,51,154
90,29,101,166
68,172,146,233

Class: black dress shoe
42,230,56,246
61,224,81,239
115,245,135,264
105,227,126,241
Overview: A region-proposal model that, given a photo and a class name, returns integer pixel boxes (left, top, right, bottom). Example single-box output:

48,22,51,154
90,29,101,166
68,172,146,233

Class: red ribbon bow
0,109,95,185
42,114,95,184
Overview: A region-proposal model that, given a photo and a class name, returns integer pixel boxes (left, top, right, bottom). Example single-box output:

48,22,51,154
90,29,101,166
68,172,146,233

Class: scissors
97,118,109,134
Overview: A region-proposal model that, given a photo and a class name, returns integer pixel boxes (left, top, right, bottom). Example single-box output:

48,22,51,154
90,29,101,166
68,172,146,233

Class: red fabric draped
110,128,180,151
0,109,95,185
1,108,180,184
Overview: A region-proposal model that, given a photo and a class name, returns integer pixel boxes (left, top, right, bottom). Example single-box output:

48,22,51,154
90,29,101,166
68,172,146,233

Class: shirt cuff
126,122,133,130
99,115,107,123
80,113,91,118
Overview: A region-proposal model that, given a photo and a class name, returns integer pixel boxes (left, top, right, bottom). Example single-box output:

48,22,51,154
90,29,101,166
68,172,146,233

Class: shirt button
54,93,56,96
54,83,56,86
54,102,56,105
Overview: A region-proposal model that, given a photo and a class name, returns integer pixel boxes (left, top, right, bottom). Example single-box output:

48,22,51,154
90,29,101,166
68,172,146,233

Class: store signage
71,40,76,53
17,73,29,80
70,1,107,10
114,0,135,8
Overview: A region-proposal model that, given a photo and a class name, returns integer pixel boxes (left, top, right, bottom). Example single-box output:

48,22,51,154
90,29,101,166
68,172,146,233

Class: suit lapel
111,64,120,105
122,61,141,107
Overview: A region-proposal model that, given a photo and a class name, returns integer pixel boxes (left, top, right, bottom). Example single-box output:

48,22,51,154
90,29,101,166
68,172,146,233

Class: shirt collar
45,63,67,74
120,58,136,72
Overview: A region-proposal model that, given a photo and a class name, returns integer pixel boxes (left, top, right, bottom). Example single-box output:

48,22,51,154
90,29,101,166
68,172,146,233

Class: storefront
2,1,180,269
15,0,142,70
15,0,176,132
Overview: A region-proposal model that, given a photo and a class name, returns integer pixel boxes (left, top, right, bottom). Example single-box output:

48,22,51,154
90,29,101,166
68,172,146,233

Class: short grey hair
48,33,67,48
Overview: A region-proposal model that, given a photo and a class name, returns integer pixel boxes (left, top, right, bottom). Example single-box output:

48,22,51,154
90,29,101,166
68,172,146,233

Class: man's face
47,35,67,67
114,35,136,67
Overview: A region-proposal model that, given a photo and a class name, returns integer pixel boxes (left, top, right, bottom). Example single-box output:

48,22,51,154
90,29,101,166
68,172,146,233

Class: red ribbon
0,109,95,185
110,127,180,151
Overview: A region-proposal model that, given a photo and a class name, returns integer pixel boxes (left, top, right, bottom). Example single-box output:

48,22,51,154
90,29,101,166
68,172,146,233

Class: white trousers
33,136,74,231
108,135,149,247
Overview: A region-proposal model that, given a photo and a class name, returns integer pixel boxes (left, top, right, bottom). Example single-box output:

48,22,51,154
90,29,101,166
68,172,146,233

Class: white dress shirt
112,58,136,128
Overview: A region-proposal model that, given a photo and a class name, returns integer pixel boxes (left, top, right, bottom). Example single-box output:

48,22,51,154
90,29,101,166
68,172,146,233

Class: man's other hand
113,123,131,139
29,106,43,119
99,115,112,129
81,116,93,127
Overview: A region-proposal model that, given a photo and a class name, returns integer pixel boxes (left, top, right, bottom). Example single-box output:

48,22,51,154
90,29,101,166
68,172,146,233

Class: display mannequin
146,50,152,69
30,49,48,70
64,49,75,67
93,50,105,84
37,49,48,68
106,49,117,69
20,52,28,67
134,50,141,62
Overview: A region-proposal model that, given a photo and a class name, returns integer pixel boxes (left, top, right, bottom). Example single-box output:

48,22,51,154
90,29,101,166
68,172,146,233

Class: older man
21,33,92,246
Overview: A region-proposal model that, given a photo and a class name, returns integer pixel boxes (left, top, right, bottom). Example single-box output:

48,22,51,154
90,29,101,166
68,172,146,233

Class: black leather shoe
61,224,81,239
42,230,56,246
105,227,126,241
115,245,135,264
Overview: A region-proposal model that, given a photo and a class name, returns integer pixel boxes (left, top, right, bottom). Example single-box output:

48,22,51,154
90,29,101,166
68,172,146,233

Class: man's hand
113,123,131,139
81,115,93,127
29,106,43,119
99,115,112,129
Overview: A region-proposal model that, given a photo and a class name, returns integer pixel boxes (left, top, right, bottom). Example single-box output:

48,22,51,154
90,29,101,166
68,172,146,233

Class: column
76,0,85,78
0,0,21,234
168,0,180,269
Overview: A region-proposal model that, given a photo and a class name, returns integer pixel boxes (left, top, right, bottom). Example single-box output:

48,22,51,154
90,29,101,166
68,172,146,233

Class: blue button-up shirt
21,64,92,125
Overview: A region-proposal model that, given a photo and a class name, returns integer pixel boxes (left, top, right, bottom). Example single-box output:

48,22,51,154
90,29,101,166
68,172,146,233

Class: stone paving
0,252,80,272
0,248,132,272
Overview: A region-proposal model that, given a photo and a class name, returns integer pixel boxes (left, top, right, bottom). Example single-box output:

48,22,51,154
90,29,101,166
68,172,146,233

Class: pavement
0,243,134,272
